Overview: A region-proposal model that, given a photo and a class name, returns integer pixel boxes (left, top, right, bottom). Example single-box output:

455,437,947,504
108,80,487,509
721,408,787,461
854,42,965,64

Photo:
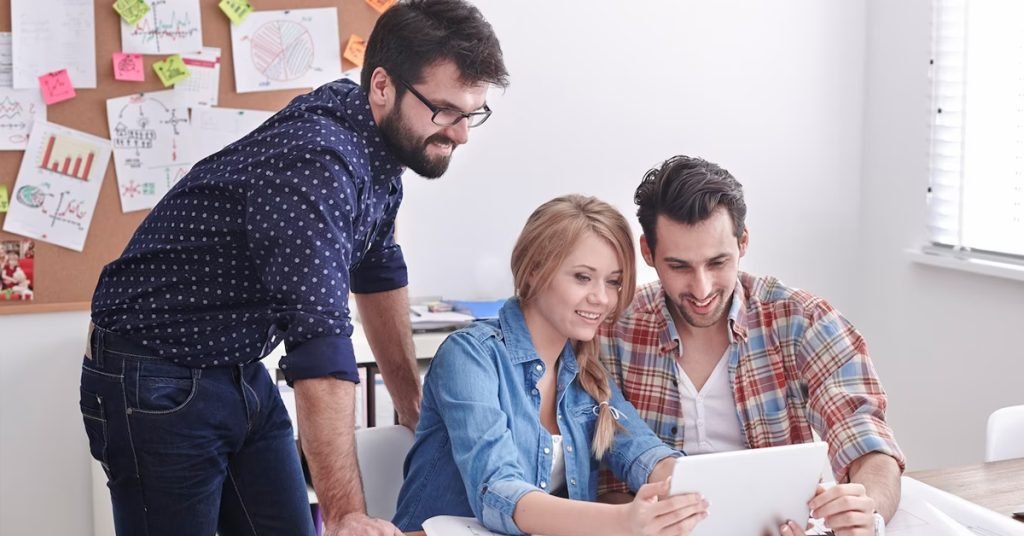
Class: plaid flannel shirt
598,272,905,494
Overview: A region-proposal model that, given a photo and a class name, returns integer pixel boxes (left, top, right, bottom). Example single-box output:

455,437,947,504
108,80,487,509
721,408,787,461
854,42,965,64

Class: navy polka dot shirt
91,79,407,384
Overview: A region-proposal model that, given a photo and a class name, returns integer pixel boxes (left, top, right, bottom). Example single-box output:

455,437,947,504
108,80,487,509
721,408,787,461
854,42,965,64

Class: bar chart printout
38,133,99,181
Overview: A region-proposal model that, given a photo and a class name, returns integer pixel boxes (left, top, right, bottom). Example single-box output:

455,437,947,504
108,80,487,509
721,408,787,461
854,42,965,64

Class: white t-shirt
549,434,566,493
674,354,746,455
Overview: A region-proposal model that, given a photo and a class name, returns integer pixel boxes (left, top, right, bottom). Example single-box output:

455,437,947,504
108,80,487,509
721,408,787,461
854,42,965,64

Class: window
927,0,1024,261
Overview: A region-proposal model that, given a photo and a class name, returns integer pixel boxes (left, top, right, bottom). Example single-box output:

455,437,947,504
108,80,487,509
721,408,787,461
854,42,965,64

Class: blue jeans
79,324,316,536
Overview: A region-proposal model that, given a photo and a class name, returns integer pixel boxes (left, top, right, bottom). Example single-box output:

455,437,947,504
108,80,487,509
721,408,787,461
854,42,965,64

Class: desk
906,457,1024,519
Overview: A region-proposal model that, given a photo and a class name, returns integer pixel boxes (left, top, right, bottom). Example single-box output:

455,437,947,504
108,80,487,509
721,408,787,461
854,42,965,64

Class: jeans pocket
128,359,200,415
80,388,110,474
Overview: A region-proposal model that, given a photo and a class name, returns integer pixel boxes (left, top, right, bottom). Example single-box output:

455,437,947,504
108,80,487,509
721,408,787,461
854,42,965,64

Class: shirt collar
498,298,579,374
331,79,405,181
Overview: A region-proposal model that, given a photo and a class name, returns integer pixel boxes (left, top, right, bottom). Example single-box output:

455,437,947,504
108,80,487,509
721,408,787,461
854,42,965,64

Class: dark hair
361,0,509,95
634,155,747,252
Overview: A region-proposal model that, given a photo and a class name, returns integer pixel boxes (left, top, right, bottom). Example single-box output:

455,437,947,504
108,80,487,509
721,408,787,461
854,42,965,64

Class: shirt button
566,445,573,453
532,388,539,395
570,479,577,486
544,447,550,454
540,481,547,489
535,364,543,371
670,426,678,435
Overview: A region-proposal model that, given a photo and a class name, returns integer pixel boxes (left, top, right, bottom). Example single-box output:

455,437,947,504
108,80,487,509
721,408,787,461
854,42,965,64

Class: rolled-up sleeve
799,302,906,481
429,334,541,535
351,180,407,294
244,143,361,383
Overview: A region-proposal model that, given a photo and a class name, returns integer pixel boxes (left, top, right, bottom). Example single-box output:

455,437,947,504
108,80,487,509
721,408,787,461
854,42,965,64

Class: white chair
985,405,1024,462
355,425,416,520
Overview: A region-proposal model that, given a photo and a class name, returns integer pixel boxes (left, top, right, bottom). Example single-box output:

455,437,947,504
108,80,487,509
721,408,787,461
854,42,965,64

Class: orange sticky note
38,70,76,105
343,35,367,67
113,52,145,82
365,0,395,14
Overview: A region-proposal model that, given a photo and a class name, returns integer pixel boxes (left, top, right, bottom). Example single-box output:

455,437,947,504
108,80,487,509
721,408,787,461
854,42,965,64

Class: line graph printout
230,8,341,93
11,0,97,88
2,121,111,252
106,91,196,212
0,88,45,150
121,0,203,55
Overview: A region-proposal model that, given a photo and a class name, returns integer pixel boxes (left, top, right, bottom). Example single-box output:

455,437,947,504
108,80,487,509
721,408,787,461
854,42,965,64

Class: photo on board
1,239,35,301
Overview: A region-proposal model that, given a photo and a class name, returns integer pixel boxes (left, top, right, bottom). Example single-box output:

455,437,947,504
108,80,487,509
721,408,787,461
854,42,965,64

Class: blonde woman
394,195,708,535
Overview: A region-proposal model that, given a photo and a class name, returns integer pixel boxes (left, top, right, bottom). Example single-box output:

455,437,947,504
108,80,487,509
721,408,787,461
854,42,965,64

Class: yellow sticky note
343,35,367,67
113,0,150,26
218,0,253,25
0,185,8,213
153,55,191,87
365,0,396,14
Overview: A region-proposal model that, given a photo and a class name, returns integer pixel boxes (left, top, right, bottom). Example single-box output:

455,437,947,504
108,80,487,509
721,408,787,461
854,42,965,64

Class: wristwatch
872,512,886,536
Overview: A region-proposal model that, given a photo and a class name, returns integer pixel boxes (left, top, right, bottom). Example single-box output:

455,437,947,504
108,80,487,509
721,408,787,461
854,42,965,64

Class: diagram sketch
231,8,341,93
11,0,97,88
121,0,203,55
0,88,45,150
2,121,111,252
106,91,196,213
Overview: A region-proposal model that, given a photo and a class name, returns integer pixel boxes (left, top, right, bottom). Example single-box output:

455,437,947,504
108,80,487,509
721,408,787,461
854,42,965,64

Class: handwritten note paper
153,55,190,87
113,0,150,26
12,0,97,89
219,0,253,25
343,35,367,67
113,52,145,82
38,70,76,104
0,186,8,213
365,0,396,14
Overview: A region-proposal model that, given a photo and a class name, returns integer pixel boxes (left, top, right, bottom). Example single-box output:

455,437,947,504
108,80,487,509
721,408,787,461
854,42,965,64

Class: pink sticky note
38,70,76,105
113,52,145,82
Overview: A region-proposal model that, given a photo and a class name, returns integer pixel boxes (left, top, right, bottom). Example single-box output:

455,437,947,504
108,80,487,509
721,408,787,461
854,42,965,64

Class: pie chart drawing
250,20,315,82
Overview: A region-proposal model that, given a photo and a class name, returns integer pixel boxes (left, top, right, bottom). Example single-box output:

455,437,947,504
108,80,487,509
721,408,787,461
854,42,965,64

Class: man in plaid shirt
599,155,904,536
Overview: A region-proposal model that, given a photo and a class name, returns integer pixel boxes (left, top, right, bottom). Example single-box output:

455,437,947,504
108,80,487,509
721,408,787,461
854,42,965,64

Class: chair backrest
356,425,416,520
985,405,1024,462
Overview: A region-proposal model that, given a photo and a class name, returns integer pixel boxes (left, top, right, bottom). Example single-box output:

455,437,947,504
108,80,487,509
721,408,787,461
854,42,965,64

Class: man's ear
738,227,749,258
639,235,655,267
367,67,394,107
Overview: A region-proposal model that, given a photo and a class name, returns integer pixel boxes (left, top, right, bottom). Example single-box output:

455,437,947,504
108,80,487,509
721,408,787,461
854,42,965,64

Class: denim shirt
393,299,679,534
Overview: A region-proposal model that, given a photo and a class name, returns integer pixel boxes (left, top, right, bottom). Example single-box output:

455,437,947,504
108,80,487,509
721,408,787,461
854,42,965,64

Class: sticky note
113,0,150,26
153,55,191,87
218,0,253,25
0,185,8,213
343,35,367,67
365,0,396,14
113,52,145,82
38,70,76,105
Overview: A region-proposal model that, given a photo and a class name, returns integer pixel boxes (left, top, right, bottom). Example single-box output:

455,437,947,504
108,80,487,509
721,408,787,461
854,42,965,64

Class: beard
379,107,456,179
669,291,729,329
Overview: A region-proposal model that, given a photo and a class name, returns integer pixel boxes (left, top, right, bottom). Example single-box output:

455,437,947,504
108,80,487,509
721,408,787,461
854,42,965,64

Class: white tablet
669,442,828,536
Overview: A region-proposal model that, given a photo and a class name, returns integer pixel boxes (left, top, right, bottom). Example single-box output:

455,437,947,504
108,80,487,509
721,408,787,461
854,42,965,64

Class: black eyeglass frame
399,80,492,128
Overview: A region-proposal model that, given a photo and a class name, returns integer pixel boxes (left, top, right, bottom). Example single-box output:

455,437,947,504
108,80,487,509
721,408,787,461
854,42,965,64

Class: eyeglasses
399,80,492,128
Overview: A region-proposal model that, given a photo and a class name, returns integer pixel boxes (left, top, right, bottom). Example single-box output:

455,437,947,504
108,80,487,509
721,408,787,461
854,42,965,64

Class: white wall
859,0,1024,471
399,0,867,312
1,311,94,536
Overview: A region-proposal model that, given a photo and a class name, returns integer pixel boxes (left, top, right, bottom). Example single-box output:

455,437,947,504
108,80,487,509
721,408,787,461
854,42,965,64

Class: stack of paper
409,305,473,332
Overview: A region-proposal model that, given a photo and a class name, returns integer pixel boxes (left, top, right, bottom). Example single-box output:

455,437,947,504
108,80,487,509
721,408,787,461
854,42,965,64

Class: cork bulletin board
0,0,382,315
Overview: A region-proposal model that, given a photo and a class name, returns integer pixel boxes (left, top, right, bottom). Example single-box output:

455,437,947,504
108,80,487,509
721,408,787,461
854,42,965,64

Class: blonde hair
510,195,637,458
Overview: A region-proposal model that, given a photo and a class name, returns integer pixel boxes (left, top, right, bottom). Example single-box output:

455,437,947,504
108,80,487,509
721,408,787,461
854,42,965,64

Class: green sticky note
0,186,8,213
218,0,253,25
153,55,191,87
113,0,150,26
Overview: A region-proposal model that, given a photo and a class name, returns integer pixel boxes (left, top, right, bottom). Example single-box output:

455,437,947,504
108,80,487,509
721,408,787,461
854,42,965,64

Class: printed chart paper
106,91,196,212
2,121,111,252
0,33,12,87
0,88,45,150
174,47,221,108
121,0,203,55
193,106,273,161
11,0,97,88
230,8,342,93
